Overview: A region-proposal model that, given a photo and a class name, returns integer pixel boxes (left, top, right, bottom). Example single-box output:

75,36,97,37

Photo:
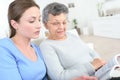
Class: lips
57,30,64,33
35,31,40,35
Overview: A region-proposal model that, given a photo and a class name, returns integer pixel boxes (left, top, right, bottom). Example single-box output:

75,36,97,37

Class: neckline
8,38,39,63
47,33,69,41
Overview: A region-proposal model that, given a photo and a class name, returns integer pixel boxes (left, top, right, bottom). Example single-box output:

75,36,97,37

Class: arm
40,43,95,80
87,46,106,70
78,35,100,59
79,38,106,70
0,47,22,80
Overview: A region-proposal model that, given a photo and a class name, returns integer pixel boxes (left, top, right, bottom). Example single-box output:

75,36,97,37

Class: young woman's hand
72,76,98,80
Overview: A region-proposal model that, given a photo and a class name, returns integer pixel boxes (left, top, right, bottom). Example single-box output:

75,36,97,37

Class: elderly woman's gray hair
42,2,69,24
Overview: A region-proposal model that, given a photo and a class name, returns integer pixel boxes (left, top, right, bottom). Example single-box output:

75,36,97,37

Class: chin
32,36,39,39
59,35,65,39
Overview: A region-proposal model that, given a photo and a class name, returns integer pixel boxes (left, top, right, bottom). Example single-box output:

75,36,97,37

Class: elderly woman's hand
91,58,106,71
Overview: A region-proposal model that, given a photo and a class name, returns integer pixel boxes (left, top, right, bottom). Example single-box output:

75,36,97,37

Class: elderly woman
40,2,105,80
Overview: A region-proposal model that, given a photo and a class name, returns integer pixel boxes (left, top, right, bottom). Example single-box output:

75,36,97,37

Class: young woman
0,0,47,80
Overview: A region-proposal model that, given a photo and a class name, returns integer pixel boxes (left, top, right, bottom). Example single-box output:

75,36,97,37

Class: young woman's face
15,6,41,39
46,13,68,40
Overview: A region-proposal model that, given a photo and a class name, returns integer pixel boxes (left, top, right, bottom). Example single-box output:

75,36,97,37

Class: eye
29,20,35,23
39,19,41,22
52,22,60,25
63,22,67,25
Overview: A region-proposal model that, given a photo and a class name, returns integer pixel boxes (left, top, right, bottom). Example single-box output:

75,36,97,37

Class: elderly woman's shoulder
66,29,80,38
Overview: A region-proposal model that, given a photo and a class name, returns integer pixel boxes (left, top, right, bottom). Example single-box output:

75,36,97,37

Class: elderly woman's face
45,13,68,40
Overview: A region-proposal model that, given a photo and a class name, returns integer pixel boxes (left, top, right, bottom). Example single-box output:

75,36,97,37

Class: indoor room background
0,0,120,61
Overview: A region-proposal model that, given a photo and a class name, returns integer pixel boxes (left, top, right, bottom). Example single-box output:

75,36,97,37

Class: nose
59,23,65,29
36,21,41,29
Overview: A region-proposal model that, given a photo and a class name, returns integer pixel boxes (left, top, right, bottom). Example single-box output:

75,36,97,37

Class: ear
44,23,48,29
10,20,18,30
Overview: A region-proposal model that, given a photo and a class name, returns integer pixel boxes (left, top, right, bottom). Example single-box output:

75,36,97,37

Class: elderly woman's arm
40,43,95,80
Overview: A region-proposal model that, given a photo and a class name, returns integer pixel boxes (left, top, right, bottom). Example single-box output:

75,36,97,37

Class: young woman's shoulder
0,37,11,47
0,37,20,55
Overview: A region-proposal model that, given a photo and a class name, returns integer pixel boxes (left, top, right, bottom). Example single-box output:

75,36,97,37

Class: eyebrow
49,19,67,22
28,15,41,20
